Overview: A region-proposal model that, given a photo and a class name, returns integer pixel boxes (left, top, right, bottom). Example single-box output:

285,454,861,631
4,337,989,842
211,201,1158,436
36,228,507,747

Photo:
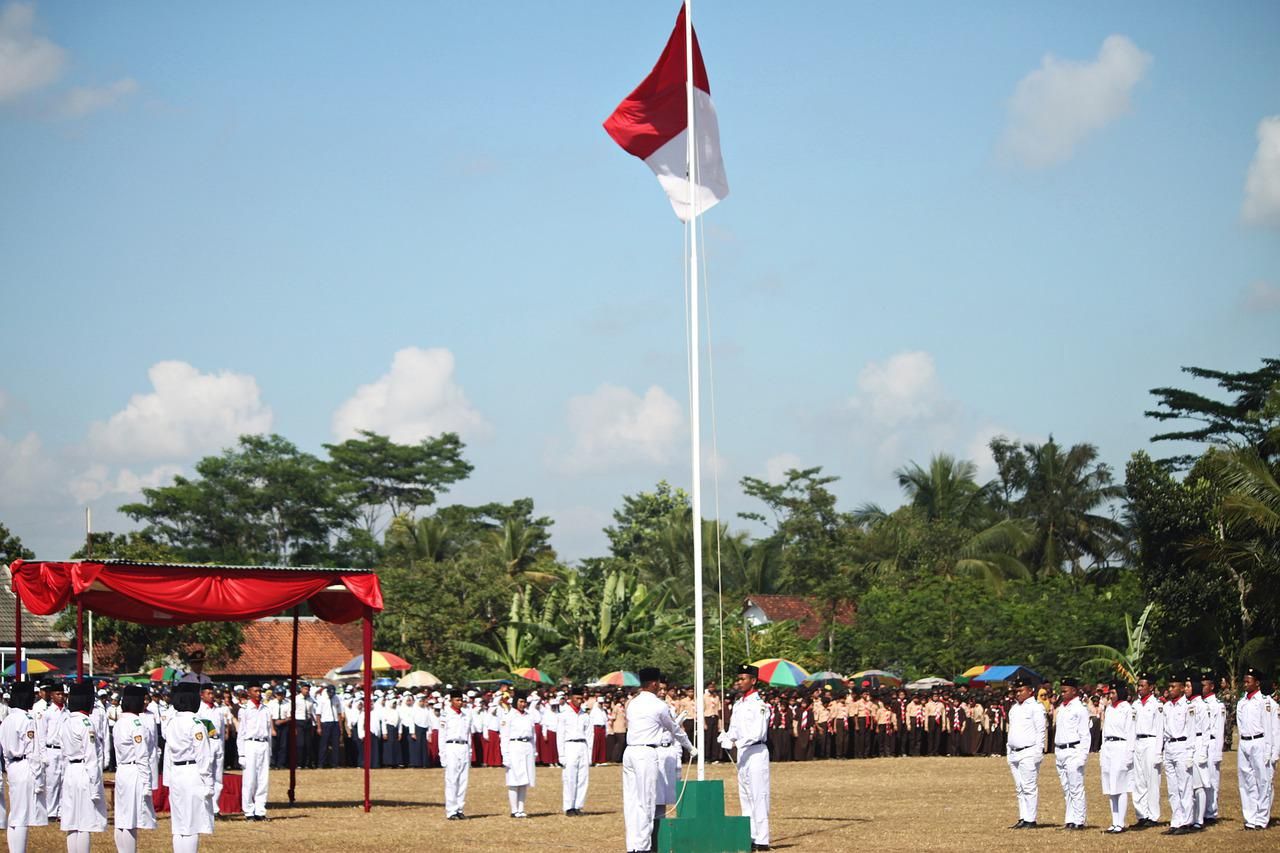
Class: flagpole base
656,779,753,853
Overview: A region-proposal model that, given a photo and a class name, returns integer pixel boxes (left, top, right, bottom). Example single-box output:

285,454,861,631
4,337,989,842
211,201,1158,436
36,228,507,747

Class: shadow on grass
281,799,444,809
774,816,868,845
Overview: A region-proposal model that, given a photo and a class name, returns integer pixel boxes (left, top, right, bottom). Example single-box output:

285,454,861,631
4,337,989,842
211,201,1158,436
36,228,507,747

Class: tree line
0,357,1275,686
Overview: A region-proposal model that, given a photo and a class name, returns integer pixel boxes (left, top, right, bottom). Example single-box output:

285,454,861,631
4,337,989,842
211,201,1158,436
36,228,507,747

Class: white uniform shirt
59,711,103,789
1054,697,1090,747
1101,699,1135,744
1235,690,1275,753
1203,694,1225,761
726,690,769,748
315,691,341,724
558,702,594,744
1007,696,1046,752
194,700,226,752
1163,695,1192,749
439,707,480,744
626,690,690,748
237,698,273,741
0,707,39,762
1133,693,1164,743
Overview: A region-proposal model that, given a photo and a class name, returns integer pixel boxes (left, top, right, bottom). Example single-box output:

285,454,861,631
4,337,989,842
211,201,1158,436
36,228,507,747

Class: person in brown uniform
811,693,829,759
768,696,791,762
703,688,723,763
831,692,849,759
793,697,814,761
925,692,946,756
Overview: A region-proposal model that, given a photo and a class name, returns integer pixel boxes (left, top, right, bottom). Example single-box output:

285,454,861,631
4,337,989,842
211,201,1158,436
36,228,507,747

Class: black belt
244,737,268,742
6,756,24,763
1137,734,1156,738
510,736,531,742
1055,741,1080,748
1009,744,1036,752
445,739,468,744
1104,736,1125,742
1166,736,1187,742
67,759,84,764
173,760,195,766
630,743,660,748
566,738,587,743
1241,733,1263,741
45,744,60,749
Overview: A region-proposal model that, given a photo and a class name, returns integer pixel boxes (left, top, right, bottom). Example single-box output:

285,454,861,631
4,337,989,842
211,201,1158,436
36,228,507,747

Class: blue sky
2,1,1277,562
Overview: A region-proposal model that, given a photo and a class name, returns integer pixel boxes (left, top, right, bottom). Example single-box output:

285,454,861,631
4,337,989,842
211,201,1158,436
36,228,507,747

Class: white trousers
1238,739,1271,828
441,743,470,816
1054,747,1086,825
1162,747,1193,828
1205,758,1221,819
622,745,658,852
44,753,64,818
560,741,590,811
1007,750,1041,822
238,740,270,818
736,744,770,846
6,760,48,828
1131,740,1161,822
209,746,224,814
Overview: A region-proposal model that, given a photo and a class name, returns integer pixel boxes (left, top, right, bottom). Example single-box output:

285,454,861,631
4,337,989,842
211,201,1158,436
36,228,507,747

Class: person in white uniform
718,664,772,852
558,684,594,815
236,684,273,820
1130,672,1163,828
1160,673,1195,834
1006,678,1046,829
37,682,68,821
1053,676,1090,830
1098,680,1135,833
193,685,226,816
441,689,481,819
500,690,537,818
165,683,214,852
1196,670,1225,826
1236,667,1276,831
112,685,157,853
622,667,693,853
60,682,108,853
2,682,48,852
653,679,684,828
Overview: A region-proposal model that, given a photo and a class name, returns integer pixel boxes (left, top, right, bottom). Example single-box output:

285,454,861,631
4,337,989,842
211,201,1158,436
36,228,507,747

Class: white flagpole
685,0,706,782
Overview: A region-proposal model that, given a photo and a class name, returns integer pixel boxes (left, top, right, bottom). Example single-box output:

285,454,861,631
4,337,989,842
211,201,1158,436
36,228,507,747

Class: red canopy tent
7,558,384,812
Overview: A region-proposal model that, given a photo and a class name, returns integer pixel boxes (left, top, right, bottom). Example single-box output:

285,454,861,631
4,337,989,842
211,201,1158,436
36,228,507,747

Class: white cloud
0,2,64,102
332,346,489,443
848,350,945,426
88,361,273,461
0,388,9,421
556,383,684,473
69,463,183,504
0,430,58,509
765,452,802,484
1242,279,1280,313
56,76,136,118
1000,35,1151,169
1242,116,1280,229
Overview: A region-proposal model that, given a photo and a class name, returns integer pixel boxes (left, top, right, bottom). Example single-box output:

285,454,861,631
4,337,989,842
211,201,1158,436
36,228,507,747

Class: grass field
22,751,1276,851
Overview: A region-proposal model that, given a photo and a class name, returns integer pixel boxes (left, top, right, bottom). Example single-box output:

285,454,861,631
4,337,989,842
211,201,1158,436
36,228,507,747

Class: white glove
716,732,734,749
686,746,698,759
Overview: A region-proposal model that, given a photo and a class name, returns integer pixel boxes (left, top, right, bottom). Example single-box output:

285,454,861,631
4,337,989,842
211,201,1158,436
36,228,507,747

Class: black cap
448,689,464,699
43,681,63,693
1060,677,1079,688
171,681,200,712
1243,667,1265,681
568,684,585,697
9,682,35,711
68,682,94,713
1135,671,1154,683
1200,671,1216,683
1010,678,1027,689
638,667,663,684
1167,673,1186,684
121,685,147,714
737,664,760,679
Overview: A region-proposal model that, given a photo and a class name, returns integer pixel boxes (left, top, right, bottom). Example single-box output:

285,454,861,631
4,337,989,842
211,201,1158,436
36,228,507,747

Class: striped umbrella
960,664,992,677
149,666,181,682
803,670,846,689
751,658,811,687
850,669,902,688
512,667,554,684
595,670,639,687
337,651,413,674
2,659,58,677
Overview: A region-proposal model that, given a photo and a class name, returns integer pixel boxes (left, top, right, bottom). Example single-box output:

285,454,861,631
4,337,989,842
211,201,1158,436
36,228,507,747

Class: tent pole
13,586,22,683
289,605,299,803
362,605,373,812
76,600,84,682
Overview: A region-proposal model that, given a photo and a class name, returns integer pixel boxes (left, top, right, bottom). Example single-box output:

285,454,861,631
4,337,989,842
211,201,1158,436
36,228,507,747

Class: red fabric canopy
8,560,382,625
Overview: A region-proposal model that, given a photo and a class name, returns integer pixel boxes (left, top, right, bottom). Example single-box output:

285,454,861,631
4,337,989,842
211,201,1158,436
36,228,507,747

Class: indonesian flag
603,6,728,221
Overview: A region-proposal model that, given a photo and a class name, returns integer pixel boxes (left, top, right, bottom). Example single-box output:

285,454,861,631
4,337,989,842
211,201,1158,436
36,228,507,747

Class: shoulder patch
194,731,203,740
133,734,143,743
133,719,142,727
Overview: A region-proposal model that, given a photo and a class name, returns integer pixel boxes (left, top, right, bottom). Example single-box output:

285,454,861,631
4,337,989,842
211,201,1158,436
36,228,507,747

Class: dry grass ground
22,751,1276,851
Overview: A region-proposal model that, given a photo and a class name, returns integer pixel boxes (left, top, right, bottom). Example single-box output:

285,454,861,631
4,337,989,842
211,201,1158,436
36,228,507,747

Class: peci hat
737,664,760,679
1060,677,1080,688
638,667,663,684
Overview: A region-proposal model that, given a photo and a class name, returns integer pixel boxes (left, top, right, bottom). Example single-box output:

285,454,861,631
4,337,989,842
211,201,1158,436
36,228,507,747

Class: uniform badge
26,731,34,739
195,731,204,740
134,734,143,743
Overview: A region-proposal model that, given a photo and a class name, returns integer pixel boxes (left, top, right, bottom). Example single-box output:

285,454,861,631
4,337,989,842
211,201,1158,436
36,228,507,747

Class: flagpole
685,0,706,782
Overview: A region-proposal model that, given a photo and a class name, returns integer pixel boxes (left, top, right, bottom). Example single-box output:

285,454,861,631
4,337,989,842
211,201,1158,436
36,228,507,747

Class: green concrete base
655,779,753,853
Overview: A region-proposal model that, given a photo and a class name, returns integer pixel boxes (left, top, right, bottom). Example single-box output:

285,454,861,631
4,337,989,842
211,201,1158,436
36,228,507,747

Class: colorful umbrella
595,670,640,687
802,670,846,689
337,651,413,674
2,659,58,677
752,658,811,687
149,666,181,682
512,667,554,684
397,670,442,688
960,664,992,678
850,669,902,688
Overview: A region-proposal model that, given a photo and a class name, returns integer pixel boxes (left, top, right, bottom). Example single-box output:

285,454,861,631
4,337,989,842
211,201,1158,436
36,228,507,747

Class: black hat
1060,677,1079,688
448,689,464,699
737,664,760,679
121,685,148,714
1109,681,1130,700
9,682,35,711
43,681,64,694
1167,673,1186,684
1243,667,1265,681
1009,678,1027,689
68,681,94,713
1200,671,1216,683
1135,671,1154,683
186,648,206,662
172,681,200,712
513,688,528,702
638,667,663,684
568,683,585,697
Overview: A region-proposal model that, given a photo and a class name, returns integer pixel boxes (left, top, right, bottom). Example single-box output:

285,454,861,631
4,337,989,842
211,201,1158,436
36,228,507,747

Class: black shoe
751,846,771,852
1203,817,1217,826
1010,820,1028,829
1244,825,1262,831
447,813,461,821
1190,824,1204,832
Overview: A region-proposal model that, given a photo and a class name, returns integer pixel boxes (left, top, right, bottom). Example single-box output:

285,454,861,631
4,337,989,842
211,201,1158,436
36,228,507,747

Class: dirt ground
21,751,1276,851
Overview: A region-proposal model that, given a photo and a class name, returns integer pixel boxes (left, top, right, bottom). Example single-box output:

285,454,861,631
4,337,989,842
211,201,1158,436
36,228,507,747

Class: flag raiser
603,5,729,221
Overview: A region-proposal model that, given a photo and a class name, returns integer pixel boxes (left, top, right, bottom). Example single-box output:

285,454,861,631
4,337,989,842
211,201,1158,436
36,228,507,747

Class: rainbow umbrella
3,659,58,677
752,658,811,687
595,670,639,687
850,669,902,688
803,670,846,689
512,667,554,684
149,666,181,682
960,664,992,678
337,651,413,674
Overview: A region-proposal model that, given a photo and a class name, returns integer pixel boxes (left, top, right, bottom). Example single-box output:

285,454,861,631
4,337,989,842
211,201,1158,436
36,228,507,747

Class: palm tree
894,454,994,528
385,513,454,568
1076,602,1157,683
486,518,560,586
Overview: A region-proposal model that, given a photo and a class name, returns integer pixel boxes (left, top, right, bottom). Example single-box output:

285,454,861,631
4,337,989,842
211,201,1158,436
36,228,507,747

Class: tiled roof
0,577,67,646
91,618,365,679
745,594,856,640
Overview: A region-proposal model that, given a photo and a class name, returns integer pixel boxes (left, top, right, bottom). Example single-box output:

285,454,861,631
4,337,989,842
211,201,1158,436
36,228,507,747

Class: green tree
0,521,34,566
1146,357,1280,468
1076,602,1157,683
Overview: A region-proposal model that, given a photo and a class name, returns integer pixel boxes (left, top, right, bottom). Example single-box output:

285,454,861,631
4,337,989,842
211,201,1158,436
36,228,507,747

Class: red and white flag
603,5,728,221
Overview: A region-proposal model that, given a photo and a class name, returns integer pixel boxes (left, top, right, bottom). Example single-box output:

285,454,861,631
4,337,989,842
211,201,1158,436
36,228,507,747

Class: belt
1055,741,1080,748
1104,736,1125,742
510,737,531,742
244,737,268,742
445,739,468,744
67,759,84,764
1009,744,1036,752
1136,734,1156,738
1166,736,1187,742
566,738,587,743
629,743,660,748
1240,733,1263,741
173,760,195,766
6,756,23,763
45,744,60,749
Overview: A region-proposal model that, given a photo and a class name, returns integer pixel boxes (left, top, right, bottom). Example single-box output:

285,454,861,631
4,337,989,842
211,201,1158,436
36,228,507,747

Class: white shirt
439,707,480,744
725,690,769,749
558,702,594,743
1101,699,1135,746
237,699,273,741
0,707,38,762
626,690,689,748
1133,693,1164,741
1054,697,1091,748
1007,696,1046,753
1235,690,1275,755
1163,694,1192,748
